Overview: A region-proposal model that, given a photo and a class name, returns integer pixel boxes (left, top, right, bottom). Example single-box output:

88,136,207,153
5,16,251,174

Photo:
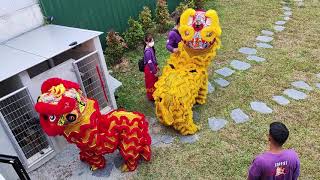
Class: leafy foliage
123,17,145,50
173,0,211,18
105,30,127,66
139,6,156,34
155,0,172,33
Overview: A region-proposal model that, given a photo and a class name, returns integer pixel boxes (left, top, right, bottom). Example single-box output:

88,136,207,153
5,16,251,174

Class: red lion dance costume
35,78,151,171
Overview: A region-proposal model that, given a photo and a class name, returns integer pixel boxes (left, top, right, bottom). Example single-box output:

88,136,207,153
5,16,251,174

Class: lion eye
49,115,56,122
66,114,77,122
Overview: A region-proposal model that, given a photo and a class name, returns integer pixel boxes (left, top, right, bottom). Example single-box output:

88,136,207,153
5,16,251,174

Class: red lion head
35,78,86,136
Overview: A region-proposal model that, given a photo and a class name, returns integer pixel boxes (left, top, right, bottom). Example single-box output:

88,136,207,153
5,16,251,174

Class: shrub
105,30,127,66
123,17,145,50
155,0,172,33
194,0,207,9
171,0,200,21
172,0,209,17
139,6,156,34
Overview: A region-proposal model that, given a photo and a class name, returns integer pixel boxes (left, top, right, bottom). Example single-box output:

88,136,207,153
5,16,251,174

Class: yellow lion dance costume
153,9,221,135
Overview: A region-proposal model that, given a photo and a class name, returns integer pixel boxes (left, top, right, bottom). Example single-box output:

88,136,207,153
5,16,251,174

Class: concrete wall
0,75,24,98
0,0,43,43
0,117,20,180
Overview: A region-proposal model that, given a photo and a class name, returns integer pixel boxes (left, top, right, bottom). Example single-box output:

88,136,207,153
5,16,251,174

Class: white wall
0,0,44,43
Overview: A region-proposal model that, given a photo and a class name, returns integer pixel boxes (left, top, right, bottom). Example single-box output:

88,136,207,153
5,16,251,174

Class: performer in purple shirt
248,122,300,180
166,17,182,53
143,34,158,101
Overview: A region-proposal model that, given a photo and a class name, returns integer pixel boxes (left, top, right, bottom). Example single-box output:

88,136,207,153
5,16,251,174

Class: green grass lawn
111,0,320,179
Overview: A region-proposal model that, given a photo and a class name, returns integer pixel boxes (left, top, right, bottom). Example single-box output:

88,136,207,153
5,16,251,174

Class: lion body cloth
35,78,151,171
153,9,222,135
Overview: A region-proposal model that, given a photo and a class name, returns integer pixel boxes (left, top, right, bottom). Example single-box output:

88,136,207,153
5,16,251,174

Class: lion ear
41,78,81,93
205,10,221,37
41,78,64,93
180,8,196,26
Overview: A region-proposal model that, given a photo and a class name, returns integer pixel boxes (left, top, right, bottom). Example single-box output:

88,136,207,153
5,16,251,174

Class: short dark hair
175,16,180,25
269,122,289,146
144,34,153,43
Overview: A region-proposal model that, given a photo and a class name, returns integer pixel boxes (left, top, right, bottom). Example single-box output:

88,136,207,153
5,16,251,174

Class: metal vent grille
0,88,49,159
73,51,110,110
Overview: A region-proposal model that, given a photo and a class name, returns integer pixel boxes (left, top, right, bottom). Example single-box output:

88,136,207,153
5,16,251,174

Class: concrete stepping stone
179,134,199,144
231,108,250,124
208,82,215,93
215,67,235,77
247,55,266,62
261,30,274,36
250,101,273,114
114,155,124,169
256,36,273,43
282,6,292,11
239,47,257,55
291,81,313,91
148,117,157,125
272,95,290,106
315,83,320,89
316,73,320,79
151,134,162,146
274,25,285,32
283,89,307,100
208,117,227,131
256,42,273,49
161,135,174,144
284,16,290,21
193,111,200,122
230,60,251,71
214,78,230,87
284,11,292,16
275,21,286,25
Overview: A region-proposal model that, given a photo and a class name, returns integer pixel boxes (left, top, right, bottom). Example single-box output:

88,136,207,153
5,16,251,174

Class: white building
0,0,121,179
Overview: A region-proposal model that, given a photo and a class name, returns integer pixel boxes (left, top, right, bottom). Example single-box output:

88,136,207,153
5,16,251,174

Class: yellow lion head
178,9,222,50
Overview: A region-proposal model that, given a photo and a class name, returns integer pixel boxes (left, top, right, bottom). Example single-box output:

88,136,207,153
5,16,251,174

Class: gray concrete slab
250,101,273,114
272,96,290,106
247,55,266,62
214,78,230,88
230,60,251,71
208,117,228,131
231,108,250,124
215,67,235,77
283,89,307,100
239,47,257,55
291,81,313,91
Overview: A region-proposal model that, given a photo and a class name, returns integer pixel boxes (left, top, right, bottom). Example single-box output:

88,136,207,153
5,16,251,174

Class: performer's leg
119,148,139,172
79,150,106,171
196,77,208,104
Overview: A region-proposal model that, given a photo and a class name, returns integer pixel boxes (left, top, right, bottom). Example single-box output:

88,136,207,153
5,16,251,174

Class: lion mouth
186,38,216,50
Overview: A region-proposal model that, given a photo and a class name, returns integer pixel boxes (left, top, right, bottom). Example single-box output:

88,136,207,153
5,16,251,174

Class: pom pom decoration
153,9,222,135
35,78,151,171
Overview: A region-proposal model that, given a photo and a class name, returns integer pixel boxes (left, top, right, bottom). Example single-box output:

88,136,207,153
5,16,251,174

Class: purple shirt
248,149,300,180
144,47,157,74
166,28,182,53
